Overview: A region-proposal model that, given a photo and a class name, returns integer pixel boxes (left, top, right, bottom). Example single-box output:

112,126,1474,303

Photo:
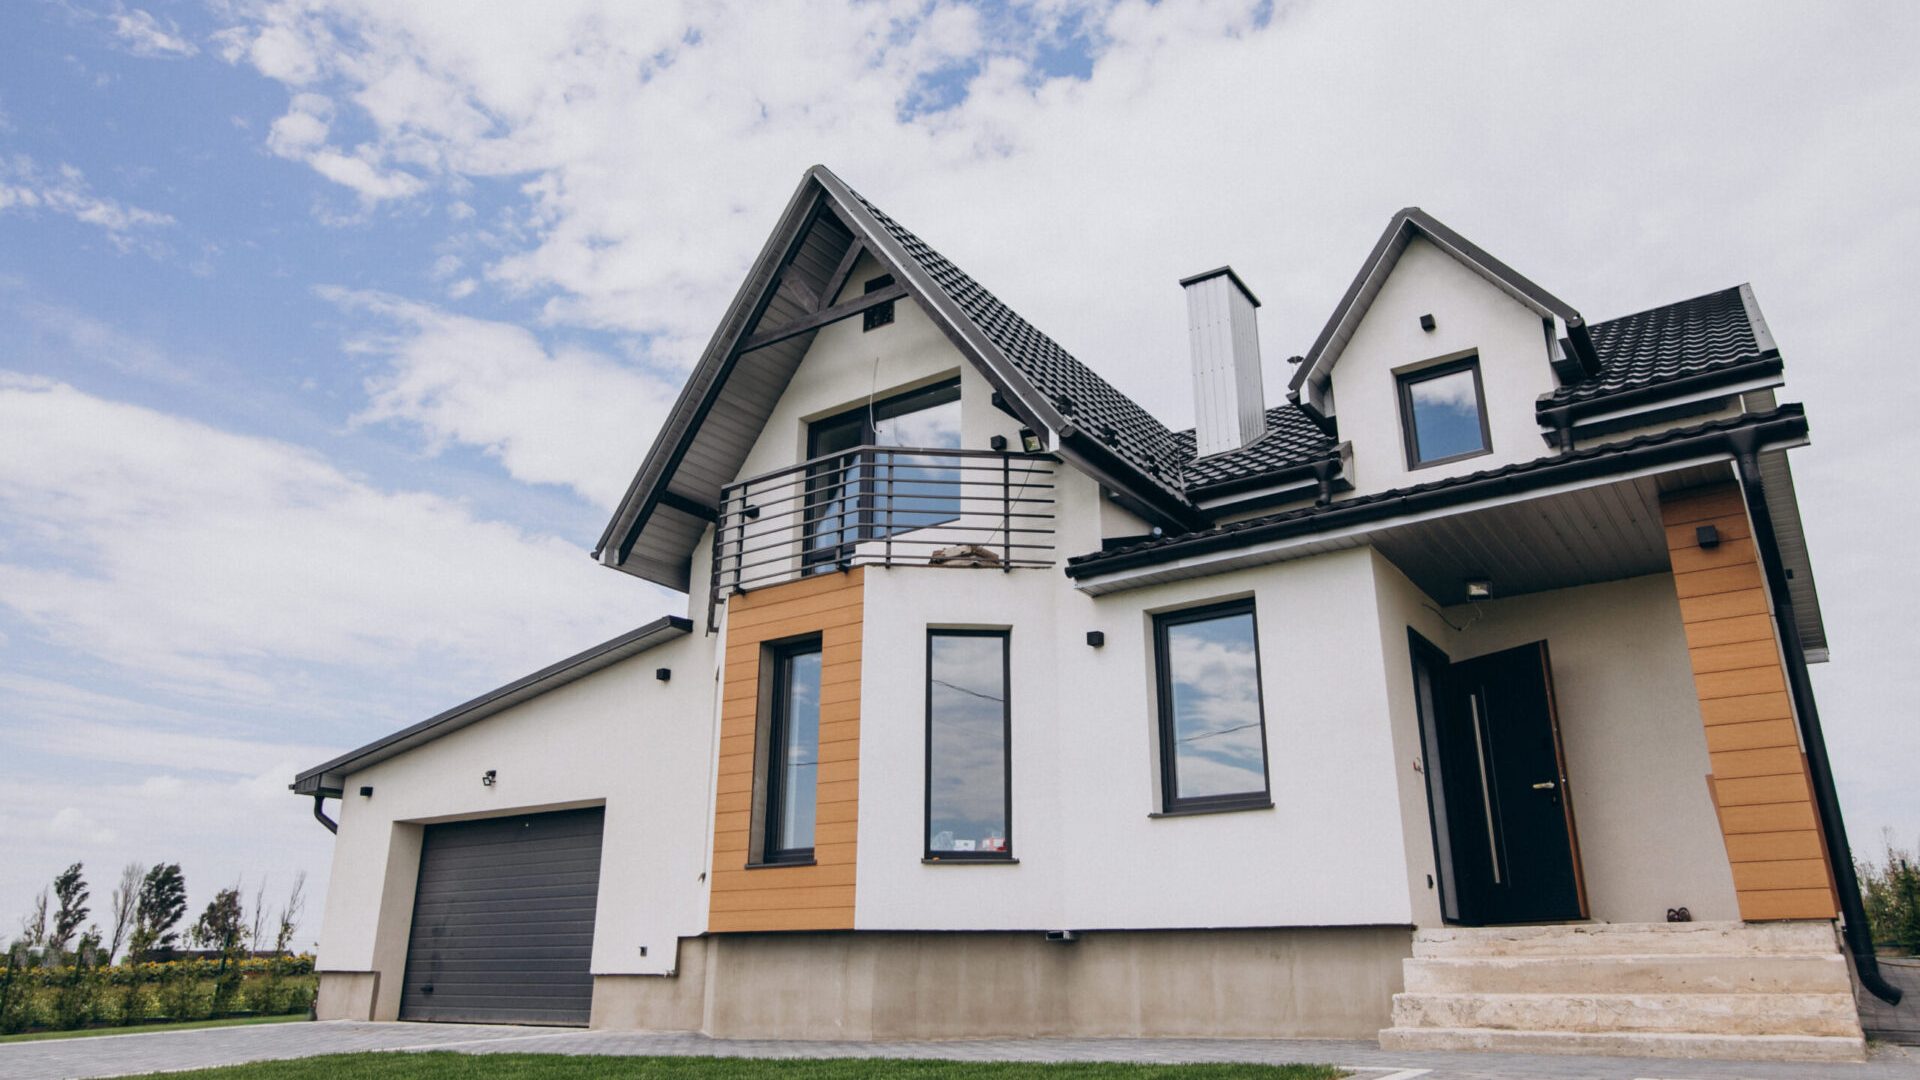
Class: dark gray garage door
399,806,605,1025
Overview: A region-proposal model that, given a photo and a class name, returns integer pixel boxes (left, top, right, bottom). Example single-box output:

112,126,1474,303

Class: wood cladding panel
708,568,864,933
1663,485,1836,922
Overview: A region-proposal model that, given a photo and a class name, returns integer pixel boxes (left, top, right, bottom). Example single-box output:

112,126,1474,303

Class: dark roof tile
1551,286,1767,405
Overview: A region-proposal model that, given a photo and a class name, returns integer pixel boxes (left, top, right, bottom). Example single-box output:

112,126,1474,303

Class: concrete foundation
593,926,1411,1039
314,971,379,1022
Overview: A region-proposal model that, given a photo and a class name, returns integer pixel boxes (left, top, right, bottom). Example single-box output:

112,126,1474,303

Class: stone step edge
1378,1025,1867,1063
1407,951,1846,965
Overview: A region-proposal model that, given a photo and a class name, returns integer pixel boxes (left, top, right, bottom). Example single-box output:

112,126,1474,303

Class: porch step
1389,990,1860,1037
1410,919,1838,958
1378,922,1867,1063
1403,953,1852,995
1378,1026,1867,1063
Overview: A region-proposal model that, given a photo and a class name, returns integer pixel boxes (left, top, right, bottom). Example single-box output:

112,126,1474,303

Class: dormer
1287,209,1595,496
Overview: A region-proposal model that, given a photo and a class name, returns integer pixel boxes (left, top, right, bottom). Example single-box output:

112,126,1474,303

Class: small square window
863,274,896,332
1399,357,1491,468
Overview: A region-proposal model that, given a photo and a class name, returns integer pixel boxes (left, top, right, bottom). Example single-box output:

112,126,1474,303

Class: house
293,165,1900,1061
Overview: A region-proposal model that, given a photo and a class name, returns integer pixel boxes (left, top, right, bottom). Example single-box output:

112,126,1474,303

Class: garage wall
315,628,718,1021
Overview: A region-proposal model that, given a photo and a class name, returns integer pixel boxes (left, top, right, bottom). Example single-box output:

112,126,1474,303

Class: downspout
312,794,338,835
1730,431,1902,1005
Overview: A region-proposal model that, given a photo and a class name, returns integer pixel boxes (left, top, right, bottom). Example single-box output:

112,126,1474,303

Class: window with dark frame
925,630,1012,860
802,379,962,571
1398,356,1491,468
1153,599,1272,814
862,274,896,331
760,637,822,865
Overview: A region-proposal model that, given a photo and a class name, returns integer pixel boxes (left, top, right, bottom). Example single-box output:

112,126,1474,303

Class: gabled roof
1289,207,1593,399
292,616,692,796
1544,284,1778,407
594,165,1205,589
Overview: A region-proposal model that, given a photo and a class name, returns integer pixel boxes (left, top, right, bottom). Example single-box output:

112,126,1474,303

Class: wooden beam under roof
737,281,907,354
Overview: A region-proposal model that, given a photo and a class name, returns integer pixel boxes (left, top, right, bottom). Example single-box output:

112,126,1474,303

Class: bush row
0,958,316,1034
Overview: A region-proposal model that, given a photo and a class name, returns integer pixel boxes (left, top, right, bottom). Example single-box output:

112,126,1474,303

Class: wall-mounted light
656,667,672,682
1419,313,1437,332
1695,524,1721,549
988,434,1008,452
743,504,761,520
1464,578,1493,600
481,769,497,787
358,785,373,798
1085,631,1105,648
1018,428,1044,453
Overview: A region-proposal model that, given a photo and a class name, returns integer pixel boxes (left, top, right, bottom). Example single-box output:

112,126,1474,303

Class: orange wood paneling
1663,485,1837,922
707,567,864,933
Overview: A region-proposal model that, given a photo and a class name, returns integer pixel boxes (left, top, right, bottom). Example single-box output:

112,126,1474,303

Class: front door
1412,635,1586,925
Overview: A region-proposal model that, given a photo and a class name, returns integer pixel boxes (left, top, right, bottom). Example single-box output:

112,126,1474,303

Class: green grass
120,1052,1343,1079
0,1014,307,1044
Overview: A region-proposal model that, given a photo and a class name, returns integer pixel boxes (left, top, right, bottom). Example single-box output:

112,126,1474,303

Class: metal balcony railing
711,446,1056,601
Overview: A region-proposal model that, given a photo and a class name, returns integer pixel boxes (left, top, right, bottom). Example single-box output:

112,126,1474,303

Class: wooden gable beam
817,239,867,313
737,281,907,354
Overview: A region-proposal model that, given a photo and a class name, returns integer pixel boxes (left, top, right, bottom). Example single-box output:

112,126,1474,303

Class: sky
1,0,1917,946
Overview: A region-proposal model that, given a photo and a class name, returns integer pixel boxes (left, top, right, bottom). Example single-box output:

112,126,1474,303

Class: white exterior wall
315,631,718,1015
1328,236,1558,497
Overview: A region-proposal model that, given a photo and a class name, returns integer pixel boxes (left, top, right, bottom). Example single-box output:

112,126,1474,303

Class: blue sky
2,0,1917,942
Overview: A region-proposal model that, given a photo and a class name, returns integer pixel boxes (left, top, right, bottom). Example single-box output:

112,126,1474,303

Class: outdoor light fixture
1419,313,1437,331
989,434,1008,451
1019,428,1044,453
481,769,497,787
1696,524,1721,549
743,504,761,520
1464,578,1493,599
1086,631,1105,648
656,667,672,682
359,786,373,798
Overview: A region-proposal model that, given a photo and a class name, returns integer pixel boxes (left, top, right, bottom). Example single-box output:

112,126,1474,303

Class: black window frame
802,379,962,570
757,635,823,867
862,274,896,331
1152,598,1274,816
1397,355,1493,470
923,628,1014,862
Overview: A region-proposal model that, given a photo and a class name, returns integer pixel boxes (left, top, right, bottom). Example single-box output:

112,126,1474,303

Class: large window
1153,599,1271,814
761,638,822,864
1398,357,1491,468
925,630,1012,860
804,380,962,568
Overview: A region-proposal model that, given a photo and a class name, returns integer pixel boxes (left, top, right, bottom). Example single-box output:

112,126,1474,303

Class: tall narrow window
1398,357,1491,468
762,639,822,863
1153,599,1271,813
803,379,962,570
925,630,1012,859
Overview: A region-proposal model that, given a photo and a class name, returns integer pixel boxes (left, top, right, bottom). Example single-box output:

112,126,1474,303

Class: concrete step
1402,953,1853,995
1378,1025,1867,1063
1411,920,1839,959
1389,990,1862,1038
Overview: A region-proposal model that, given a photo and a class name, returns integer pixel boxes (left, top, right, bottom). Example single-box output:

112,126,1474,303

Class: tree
108,863,143,963
49,863,90,956
19,889,48,949
274,872,306,955
130,863,187,960
248,879,269,959
192,888,247,956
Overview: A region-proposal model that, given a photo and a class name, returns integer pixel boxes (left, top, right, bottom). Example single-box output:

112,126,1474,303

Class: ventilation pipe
1181,266,1267,457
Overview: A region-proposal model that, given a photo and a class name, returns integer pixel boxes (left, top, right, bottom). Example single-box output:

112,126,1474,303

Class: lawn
0,1014,306,1044
124,1052,1344,1079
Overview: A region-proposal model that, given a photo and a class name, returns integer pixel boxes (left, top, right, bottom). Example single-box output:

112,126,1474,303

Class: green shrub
1860,838,1920,955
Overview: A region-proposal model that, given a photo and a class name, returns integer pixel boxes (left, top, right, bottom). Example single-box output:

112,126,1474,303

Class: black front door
1412,634,1586,926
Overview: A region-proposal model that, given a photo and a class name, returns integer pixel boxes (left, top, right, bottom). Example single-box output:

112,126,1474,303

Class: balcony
711,446,1056,601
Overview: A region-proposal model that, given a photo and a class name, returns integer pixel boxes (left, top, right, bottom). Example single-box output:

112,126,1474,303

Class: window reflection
805,382,963,566
1402,362,1488,465
927,631,1010,857
767,645,820,859
1157,604,1269,808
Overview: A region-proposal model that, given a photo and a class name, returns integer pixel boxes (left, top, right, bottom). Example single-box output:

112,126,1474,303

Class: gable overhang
291,615,693,797
595,166,1199,589
1290,208,1595,408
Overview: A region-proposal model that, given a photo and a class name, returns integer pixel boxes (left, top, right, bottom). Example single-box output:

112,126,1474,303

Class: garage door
399,806,605,1025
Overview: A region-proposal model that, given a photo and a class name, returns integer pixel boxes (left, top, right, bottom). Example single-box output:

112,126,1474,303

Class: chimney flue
1180,266,1266,457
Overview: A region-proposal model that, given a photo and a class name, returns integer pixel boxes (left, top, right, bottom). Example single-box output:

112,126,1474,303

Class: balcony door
1411,633,1587,926
803,380,961,569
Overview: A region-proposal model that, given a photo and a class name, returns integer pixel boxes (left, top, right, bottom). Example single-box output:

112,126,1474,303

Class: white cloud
0,155,173,250
111,8,200,58
325,288,675,508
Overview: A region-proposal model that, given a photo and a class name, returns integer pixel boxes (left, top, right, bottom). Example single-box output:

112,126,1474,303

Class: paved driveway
0,1021,1915,1080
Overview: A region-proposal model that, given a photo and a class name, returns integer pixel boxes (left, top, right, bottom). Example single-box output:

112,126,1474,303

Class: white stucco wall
314,630,719,1010
1327,236,1559,497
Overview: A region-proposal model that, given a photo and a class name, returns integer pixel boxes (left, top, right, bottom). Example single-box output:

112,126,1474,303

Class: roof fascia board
1068,409,1808,588
292,615,694,796
1565,371,1785,432
597,178,830,568
1291,208,1582,396
1739,282,1779,354
1537,353,1784,424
